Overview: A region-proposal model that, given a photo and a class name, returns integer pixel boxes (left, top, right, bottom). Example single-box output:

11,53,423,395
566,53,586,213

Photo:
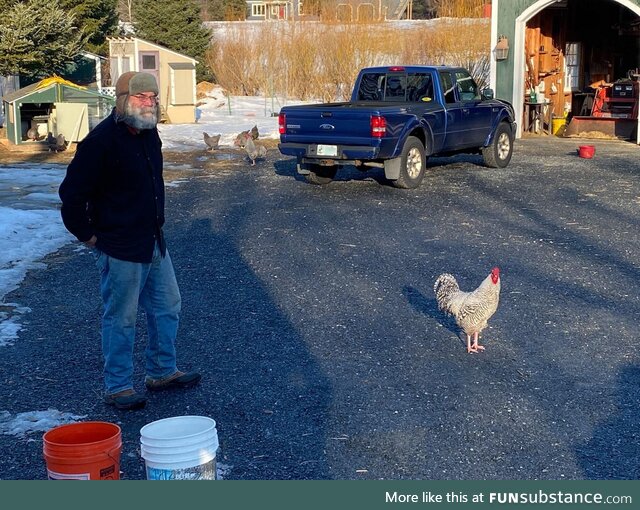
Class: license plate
316,144,338,156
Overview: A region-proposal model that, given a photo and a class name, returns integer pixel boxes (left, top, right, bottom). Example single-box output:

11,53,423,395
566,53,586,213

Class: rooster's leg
471,332,485,352
467,333,485,353
466,335,475,353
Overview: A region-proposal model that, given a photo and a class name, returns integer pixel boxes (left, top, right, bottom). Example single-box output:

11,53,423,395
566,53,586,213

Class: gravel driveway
1,136,639,479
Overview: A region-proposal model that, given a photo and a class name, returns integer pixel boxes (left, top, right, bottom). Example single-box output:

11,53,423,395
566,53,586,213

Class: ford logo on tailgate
319,124,335,130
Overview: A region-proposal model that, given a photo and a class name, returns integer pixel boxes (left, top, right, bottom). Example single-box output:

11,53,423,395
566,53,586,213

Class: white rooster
434,267,501,353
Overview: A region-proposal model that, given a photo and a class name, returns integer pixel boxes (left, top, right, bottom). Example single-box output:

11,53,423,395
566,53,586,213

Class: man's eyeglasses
131,94,158,104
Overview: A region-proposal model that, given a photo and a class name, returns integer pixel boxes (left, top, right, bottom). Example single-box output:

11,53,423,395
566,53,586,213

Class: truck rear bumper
278,142,380,161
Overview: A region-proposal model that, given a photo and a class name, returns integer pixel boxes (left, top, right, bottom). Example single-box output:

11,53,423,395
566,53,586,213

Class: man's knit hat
115,72,159,115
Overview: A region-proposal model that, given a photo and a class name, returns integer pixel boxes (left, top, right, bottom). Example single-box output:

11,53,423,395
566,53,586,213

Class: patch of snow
0,409,88,438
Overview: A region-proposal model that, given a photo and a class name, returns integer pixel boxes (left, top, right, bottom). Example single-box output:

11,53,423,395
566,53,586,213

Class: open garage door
513,0,640,143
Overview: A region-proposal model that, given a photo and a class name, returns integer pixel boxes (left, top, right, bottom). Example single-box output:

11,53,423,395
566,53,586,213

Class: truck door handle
321,112,333,118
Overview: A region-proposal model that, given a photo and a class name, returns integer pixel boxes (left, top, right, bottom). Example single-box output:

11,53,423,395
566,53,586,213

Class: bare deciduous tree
206,19,490,102
117,0,135,22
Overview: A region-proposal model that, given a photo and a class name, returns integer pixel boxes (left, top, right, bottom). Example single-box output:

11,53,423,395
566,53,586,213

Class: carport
2,76,114,145
490,0,640,144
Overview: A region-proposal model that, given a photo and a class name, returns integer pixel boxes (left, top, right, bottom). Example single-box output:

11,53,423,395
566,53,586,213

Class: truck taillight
278,113,286,135
371,115,386,138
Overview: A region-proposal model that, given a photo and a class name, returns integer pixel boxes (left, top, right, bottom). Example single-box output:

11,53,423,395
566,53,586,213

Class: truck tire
392,136,426,189
306,165,337,185
482,122,513,168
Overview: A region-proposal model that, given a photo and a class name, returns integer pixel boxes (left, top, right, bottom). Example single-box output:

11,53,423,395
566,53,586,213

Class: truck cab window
407,74,433,102
384,76,406,101
356,74,384,101
455,70,479,101
439,72,456,104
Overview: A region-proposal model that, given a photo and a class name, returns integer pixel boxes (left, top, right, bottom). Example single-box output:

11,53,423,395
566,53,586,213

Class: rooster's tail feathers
434,273,459,312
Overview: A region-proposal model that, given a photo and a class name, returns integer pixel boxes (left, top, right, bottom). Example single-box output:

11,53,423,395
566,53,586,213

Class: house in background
107,36,197,124
246,0,299,20
245,0,412,21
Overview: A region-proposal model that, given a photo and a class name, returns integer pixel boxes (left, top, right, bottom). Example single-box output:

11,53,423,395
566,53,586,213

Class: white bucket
140,416,219,480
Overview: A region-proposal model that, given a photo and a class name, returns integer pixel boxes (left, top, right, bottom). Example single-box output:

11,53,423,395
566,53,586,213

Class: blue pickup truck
278,65,517,188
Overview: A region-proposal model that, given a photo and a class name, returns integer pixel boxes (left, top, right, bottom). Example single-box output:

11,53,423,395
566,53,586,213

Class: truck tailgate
282,103,386,145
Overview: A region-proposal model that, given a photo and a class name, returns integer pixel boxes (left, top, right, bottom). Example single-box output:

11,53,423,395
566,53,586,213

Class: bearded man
59,72,201,410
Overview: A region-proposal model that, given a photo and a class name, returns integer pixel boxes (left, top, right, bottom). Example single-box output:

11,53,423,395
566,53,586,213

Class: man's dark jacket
59,110,165,263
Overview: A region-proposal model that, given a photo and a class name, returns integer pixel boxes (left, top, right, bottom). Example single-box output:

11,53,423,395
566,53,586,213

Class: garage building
490,0,639,144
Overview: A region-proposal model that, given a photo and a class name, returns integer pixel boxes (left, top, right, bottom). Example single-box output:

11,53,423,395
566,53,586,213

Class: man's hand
83,235,97,248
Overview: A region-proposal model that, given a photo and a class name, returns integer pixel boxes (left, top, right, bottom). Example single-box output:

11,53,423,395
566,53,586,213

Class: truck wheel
306,165,337,185
482,122,513,168
393,136,426,189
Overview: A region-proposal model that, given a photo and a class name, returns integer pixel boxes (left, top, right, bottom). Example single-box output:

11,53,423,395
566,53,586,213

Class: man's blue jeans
94,244,181,394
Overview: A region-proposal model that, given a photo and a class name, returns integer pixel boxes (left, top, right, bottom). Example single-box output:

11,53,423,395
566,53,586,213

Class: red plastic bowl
577,145,596,159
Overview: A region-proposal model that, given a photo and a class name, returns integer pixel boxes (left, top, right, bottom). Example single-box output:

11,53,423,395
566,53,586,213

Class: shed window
109,56,132,86
121,56,131,74
252,4,266,16
141,54,157,71
564,42,581,92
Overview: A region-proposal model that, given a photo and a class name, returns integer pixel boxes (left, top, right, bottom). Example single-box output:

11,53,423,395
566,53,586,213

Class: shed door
139,51,160,98
54,103,89,142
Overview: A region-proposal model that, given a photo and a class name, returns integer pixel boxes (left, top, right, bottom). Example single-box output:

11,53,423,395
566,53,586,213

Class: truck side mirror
481,88,494,100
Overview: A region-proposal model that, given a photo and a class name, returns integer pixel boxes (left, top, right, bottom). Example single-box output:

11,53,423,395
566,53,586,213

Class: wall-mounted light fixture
495,35,509,61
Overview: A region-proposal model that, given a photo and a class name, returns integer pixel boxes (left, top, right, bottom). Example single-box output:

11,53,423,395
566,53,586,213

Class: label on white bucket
146,458,216,480
48,469,90,480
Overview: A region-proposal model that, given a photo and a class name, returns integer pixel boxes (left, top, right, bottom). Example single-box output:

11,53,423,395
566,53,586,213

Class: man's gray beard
121,103,158,130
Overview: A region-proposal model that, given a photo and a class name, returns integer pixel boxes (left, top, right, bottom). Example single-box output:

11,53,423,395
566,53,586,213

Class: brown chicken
233,125,259,147
434,267,501,353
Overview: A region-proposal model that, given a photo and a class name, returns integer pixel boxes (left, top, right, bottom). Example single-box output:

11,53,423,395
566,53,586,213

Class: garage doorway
513,0,640,143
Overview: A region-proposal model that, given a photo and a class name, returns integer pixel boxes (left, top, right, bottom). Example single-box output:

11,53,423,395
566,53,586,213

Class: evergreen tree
133,0,213,81
224,0,245,20
0,0,86,78
411,0,437,20
0,0,16,10
59,0,119,55
199,0,245,21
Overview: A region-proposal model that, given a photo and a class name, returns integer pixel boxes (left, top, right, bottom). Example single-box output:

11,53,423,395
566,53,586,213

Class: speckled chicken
237,132,267,165
434,267,501,353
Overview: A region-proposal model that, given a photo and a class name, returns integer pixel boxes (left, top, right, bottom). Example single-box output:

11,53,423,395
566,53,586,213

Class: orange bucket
577,145,596,159
43,421,122,480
